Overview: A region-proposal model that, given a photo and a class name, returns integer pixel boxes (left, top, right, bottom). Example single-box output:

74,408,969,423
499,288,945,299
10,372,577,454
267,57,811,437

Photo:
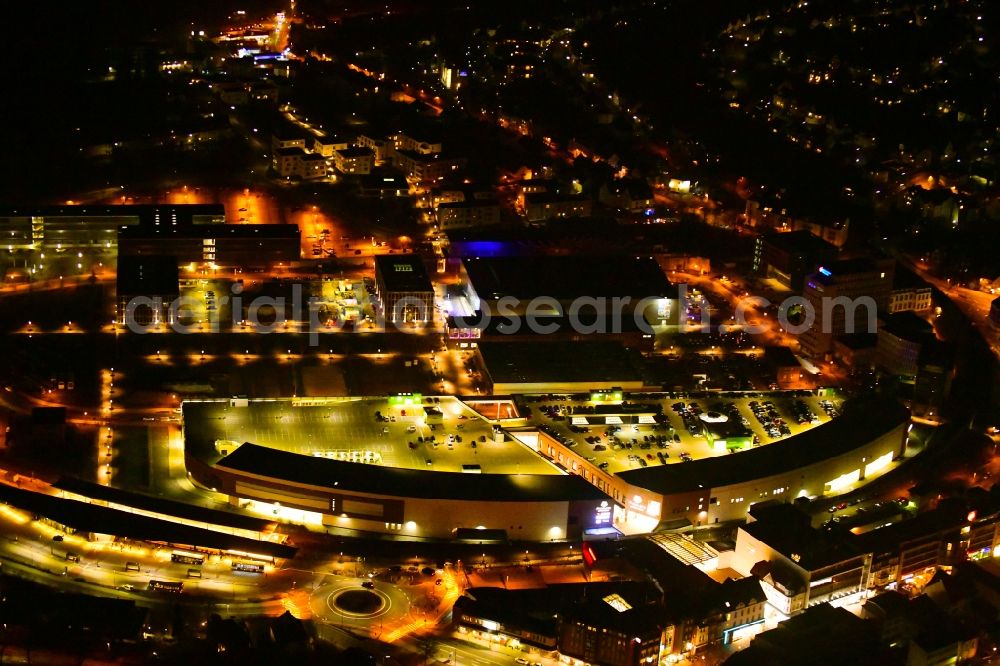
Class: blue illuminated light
818,267,832,277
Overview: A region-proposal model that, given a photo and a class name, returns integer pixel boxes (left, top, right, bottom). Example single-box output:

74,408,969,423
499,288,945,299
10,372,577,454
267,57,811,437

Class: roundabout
310,578,412,631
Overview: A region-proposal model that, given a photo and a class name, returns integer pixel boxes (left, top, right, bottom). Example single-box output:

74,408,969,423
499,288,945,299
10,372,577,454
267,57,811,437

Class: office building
753,230,838,291
799,258,895,359
373,255,434,324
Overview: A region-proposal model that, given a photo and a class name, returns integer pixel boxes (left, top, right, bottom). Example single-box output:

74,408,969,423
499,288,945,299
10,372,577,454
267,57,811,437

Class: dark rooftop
0,204,225,223
31,406,67,425
741,504,862,571
462,256,676,300
762,345,800,368
438,200,500,209
835,333,878,350
116,255,179,296
119,223,300,240
214,443,609,502
880,311,934,341
53,476,274,533
0,484,296,559
618,397,909,495
374,255,433,293
892,267,931,291
809,257,892,286
479,340,642,385
761,230,838,256
335,146,374,159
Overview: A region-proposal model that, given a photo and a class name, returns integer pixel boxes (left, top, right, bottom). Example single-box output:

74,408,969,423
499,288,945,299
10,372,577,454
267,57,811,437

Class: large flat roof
618,397,909,494
119,223,300,239
215,442,608,502
0,484,296,559
374,255,433,293
0,204,225,220
116,255,180,295
479,340,643,385
53,476,274,533
463,256,677,300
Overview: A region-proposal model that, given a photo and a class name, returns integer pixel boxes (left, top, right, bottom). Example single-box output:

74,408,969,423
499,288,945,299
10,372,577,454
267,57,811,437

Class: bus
170,550,205,566
232,560,265,574
149,580,184,593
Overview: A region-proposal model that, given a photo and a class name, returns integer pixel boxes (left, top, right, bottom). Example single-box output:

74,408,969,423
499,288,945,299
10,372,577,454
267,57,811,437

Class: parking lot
183,396,557,475
523,391,843,475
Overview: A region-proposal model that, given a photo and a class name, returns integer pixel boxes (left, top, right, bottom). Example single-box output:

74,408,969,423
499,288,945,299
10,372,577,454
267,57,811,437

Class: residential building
271,129,307,153
390,131,442,155
312,135,349,157
333,147,374,175
299,153,327,180
521,192,593,222
890,270,933,313
392,150,466,181
356,135,391,164
598,178,655,213
799,257,895,359
435,200,502,230
273,146,306,178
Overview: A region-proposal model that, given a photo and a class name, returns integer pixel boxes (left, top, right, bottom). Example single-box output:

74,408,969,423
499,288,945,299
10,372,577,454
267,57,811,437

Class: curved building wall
188,454,600,541
659,421,907,527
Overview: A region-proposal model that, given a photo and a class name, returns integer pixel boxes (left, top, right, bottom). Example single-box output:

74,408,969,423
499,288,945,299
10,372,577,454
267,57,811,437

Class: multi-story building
118,223,300,268
298,153,327,180
273,148,328,179
333,147,374,175
876,312,935,380
799,257,895,359
116,255,179,326
521,192,593,222
753,230,838,291
597,178,655,213
270,129,307,153
735,495,1000,616
392,150,467,181
356,135,391,164
435,200,502,230
889,270,933,313
312,135,349,158
373,255,434,324
0,204,224,251
273,146,306,178
390,131,442,155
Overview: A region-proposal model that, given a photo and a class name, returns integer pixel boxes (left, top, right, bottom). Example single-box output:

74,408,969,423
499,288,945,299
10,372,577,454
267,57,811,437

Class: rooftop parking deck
182,396,558,475
520,391,843,475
